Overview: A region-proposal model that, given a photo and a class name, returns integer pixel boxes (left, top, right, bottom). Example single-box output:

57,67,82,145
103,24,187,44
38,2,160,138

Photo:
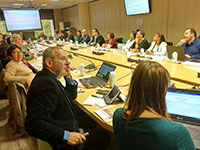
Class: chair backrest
117,43,125,50
0,69,6,93
0,60,3,73
7,82,27,137
167,41,173,46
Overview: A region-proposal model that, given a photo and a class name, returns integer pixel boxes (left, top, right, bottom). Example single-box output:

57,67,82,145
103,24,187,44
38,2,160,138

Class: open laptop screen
166,89,200,125
96,62,116,83
167,46,185,61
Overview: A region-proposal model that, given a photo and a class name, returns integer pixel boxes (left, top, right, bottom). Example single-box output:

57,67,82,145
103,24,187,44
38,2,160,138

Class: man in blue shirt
178,28,200,59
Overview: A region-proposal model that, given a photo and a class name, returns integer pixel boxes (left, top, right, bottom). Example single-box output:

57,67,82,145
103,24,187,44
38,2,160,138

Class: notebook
79,62,116,88
167,46,185,61
166,88,200,149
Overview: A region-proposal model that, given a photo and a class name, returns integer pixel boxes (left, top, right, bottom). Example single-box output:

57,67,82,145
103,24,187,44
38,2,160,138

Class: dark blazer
80,34,91,44
25,68,80,150
90,34,105,46
130,38,150,51
66,34,75,42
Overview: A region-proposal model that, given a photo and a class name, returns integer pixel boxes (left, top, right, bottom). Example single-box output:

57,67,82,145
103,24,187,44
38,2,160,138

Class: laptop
167,46,186,61
166,88,200,149
79,62,116,88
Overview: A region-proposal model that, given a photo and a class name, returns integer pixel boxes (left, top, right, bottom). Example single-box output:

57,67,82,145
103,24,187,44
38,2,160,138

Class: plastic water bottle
109,71,116,88
172,52,178,63
140,48,145,55
79,63,85,76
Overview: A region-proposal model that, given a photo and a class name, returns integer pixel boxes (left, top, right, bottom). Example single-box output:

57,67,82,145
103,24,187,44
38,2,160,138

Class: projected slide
124,0,150,15
3,9,42,31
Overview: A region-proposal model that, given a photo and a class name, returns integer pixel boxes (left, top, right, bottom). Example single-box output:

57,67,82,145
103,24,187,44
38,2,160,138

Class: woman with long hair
147,33,167,55
113,61,194,150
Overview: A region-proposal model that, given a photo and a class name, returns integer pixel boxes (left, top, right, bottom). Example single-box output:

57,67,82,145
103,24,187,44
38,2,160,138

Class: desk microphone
127,55,143,63
73,54,96,69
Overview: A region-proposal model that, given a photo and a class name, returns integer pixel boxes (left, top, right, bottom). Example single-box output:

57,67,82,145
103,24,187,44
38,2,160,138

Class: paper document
83,96,96,105
83,95,106,107
95,98,107,107
94,105,116,122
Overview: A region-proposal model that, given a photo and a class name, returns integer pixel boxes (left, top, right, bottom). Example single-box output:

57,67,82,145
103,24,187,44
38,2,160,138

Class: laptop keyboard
187,126,200,140
79,77,105,88
190,59,200,63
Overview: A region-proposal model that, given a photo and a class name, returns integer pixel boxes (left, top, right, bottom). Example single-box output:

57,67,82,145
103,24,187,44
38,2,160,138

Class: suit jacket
25,68,79,149
130,38,150,51
66,34,75,42
80,34,90,44
90,34,105,46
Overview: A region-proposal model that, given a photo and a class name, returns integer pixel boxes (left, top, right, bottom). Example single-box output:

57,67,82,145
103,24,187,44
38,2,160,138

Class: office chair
166,41,173,46
7,82,27,138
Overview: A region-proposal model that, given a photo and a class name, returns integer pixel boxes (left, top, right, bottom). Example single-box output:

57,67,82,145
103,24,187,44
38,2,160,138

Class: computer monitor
124,0,151,16
3,9,42,32
166,88,200,125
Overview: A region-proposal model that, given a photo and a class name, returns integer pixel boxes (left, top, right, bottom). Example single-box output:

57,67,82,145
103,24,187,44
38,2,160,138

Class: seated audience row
46,27,199,59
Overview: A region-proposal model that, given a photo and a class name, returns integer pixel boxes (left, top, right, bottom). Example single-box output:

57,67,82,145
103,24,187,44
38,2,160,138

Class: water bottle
172,52,178,63
140,48,145,55
79,63,85,76
109,71,116,88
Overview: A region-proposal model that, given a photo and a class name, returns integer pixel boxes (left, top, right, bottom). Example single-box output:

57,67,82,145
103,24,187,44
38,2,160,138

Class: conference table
30,42,199,132
61,45,200,86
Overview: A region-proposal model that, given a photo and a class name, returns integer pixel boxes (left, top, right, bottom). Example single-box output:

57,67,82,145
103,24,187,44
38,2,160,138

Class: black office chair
0,59,3,73
166,41,173,46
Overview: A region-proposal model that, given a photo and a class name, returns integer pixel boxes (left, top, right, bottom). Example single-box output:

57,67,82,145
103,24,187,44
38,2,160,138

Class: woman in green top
113,61,195,150
75,30,82,43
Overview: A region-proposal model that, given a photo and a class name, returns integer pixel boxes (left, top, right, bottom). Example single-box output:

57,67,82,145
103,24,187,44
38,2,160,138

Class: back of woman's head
124,61,170,129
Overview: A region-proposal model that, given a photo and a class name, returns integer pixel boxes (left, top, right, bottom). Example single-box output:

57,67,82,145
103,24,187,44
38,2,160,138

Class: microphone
127,55,143,63
73,54,96,69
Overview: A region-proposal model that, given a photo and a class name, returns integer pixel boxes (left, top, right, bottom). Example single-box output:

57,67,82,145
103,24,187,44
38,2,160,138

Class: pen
91,95,101,98
83,132,89,137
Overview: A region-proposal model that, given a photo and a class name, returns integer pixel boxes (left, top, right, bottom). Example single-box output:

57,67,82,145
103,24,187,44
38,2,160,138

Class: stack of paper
94,105,116,122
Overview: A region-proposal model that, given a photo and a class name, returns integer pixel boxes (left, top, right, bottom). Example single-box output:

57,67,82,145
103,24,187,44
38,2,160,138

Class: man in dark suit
90,28,105,46
66,30,75,42
80,29,90,44
25,47,86,150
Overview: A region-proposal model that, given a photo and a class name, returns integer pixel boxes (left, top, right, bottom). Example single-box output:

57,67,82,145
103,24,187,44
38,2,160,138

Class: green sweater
113,108,195,150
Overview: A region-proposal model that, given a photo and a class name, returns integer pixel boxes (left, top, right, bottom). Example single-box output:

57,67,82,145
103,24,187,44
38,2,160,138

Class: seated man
38,32,47,40
59,30,65,41
25,47,109,150
90,28,105,46
66,30,75,42
178,28,200,59
80,29,90,44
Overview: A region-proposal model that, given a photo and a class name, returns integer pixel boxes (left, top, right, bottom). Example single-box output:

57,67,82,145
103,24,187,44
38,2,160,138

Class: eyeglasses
12,51,22,55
